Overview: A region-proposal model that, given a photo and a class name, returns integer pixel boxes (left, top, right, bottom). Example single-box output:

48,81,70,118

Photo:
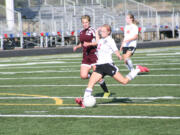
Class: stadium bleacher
0,0,179,50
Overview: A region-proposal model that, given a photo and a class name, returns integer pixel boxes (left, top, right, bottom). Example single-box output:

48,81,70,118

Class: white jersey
124,24,138,47
96,36,118,64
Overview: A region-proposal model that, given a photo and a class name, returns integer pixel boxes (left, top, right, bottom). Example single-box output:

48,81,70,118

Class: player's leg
84,72,103,98
123,51,134,71
75,64,92,108
75,72,102,108
112,66,141,84
112,72,129,84
80,64,92,79
92,65,110,98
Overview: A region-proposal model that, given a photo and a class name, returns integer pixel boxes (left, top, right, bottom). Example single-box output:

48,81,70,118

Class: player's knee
80,74,88,79
124,57,128,63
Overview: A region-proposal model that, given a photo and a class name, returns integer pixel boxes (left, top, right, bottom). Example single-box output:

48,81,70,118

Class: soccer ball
83,96,96,107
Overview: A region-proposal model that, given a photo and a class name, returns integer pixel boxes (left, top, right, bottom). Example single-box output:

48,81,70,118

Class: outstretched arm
114,50,122,60
73,43,82,52
83,41,97,47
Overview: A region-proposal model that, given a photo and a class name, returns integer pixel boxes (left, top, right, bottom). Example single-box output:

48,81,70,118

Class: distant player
76,24,144,108
73,15,110,98
120,13,149,72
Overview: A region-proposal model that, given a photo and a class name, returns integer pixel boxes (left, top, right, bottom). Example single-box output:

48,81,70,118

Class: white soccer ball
83,96,96,107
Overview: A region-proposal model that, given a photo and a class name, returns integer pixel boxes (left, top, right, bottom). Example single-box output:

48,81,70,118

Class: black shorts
122,47,136,55
95,63,119,78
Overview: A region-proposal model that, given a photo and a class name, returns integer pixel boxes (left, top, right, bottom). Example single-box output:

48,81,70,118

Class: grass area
0,46,180,135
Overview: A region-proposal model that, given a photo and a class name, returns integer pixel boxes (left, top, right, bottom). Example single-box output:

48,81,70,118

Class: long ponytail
128,13,139,25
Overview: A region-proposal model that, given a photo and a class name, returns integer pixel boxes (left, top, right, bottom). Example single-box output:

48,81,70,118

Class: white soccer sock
84,88,92,98
88,73,91,79
126,58,134,71
126,68,140,80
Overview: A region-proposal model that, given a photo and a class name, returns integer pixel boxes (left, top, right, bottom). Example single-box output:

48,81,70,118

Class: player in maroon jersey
73,15,110,98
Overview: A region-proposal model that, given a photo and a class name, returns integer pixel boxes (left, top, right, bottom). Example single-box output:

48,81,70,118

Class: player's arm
120,41,124,52
123,34,138,43
73,43,82,52
114,50,122,60
111,40,122,60
95,27,101,43
83,41,97,47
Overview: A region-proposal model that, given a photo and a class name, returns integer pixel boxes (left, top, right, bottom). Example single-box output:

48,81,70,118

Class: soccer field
0,46,180,135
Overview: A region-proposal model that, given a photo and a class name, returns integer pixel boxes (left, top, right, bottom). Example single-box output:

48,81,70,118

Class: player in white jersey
120,14,149,72
75,24,144,108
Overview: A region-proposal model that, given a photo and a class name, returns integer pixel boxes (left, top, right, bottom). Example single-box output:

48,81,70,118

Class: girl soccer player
120,13,149,72
76,24,144,108
73,15,110,98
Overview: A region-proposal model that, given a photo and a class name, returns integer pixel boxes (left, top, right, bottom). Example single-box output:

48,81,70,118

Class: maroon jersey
79,26,97,65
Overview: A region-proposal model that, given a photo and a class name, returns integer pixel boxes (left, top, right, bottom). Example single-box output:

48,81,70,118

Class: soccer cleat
143,66,150,72
75,97,85,108
136,65,145,73
103,91,111,98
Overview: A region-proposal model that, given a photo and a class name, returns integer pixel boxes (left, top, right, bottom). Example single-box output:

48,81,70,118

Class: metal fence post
172,8,175,38
156,12,160,40
141,17,144,41
74,17,78,45
18,12,23,48
45,36,48,47
40,36,44,47
61,19,65,46
0,36,3,50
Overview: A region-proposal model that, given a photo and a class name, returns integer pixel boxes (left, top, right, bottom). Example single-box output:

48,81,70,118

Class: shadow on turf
94,92,116,97
94,93,134,104
102,98,134,104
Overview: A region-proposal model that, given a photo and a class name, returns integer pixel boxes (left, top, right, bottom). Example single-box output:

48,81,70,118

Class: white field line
1,47,179,61
0,68,180,74
0,65,80,69
0,84,179,87
134,63,180,66
0,54,82,62
0,58,180,67
0,63,180,69
147,52,180,56
134,55,180,58
24,111,48,113
0,55,179,65
0,96,179,100
0,70,80,74
1,51,177,60
0,56,179,63
131,59,180,62
0,47,179,62
138,47,180,53
0,58,82,63
0,77,80,80
0,61,68,67
0,74,179,80
0,114,179,119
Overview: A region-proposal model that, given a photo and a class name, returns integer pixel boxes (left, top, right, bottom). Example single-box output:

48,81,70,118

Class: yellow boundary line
0,93,63,105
